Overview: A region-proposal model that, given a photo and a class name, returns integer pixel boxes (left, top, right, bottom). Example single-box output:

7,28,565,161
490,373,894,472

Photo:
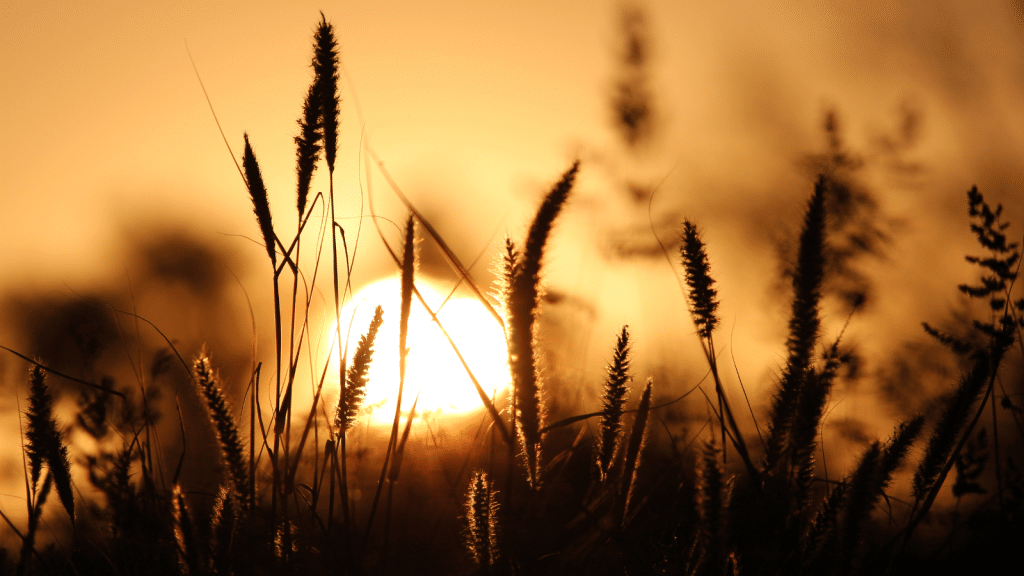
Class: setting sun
3,4,1023,573
327,275,509,425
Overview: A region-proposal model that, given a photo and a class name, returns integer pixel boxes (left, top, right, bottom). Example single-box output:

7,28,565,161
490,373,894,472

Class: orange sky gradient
2,0,1024,500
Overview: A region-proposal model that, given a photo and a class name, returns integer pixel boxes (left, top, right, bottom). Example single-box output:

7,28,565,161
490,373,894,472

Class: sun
326,276,510,426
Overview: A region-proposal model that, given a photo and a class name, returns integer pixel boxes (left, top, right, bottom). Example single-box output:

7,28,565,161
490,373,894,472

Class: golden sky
2,0,1024,440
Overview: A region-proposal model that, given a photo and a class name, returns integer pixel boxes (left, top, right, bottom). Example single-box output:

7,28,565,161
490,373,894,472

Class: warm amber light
327,276,509,426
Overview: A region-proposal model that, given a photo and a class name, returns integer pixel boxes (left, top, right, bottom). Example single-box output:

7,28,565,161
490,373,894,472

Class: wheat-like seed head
696,438,730,571
314,12,340,173
680,220,720,339
294,81,322,217
507,161,579,488
193,351,251,508
597,326,631,482
337,305,384,434
764,176,827,472
839,441,882,569
24,365,74,522
620,378,652,521
465,470,500,568
242,134,277,266
913,351,990,499
172,483,203,576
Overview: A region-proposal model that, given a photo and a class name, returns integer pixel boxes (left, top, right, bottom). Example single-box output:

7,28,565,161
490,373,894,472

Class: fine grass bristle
696,438,730,574
764,176,828,471
495,236,520,307
912,351,990,499
242,133,277,266
193,351,251,508
337,305,384,433
294,81,322,217
619,377,652,523
789,345,841,516
172,484,202,576
801,480,848,568
507,161,580,488
314,12,340,173
680,220,720,339
465,470,500,569
17,472,52,576
25,366,74,522
102,444,137,536
400,214,416,367
597,326,631,482
839,441,882,572
210,485,238,576
879,415,925,492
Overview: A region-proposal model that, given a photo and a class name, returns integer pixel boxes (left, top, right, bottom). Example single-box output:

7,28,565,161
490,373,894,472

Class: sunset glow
327,276,509,425
2,2,1023,572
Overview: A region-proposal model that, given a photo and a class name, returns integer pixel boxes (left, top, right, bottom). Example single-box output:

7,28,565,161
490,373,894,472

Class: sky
2,0,1024,490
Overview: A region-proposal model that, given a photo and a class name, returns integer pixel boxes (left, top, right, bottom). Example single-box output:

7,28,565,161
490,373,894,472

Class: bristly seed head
242,133,277,266
680,219,720,339
465,470,500,567
597,326,631,481
337,305,384,434
25,365,75,521
314,12,340,173
193,351,251,508
294,81,323,217
506,161,580,489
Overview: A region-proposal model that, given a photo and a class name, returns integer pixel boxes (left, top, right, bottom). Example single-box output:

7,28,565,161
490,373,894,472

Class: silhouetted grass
0,12,1022,576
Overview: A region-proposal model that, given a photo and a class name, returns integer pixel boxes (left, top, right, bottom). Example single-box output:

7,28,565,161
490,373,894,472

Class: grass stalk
363,215,416,550
597,326,631,483
681,219,760,484
617,378,652,526
764,177,827,472
507,161,579,488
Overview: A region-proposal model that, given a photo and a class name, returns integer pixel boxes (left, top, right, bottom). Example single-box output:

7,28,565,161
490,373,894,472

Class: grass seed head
242,133,277,266
314,12,340,173
337,305,384,434
597,326,631,481
465,470,500,568
680,220,720,339
294,81,322,216
507,161,580,488
764,176,828,471
25,365,74,522
193,351,251,508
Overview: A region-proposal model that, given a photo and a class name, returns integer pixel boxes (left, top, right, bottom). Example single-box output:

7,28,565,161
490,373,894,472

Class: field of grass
2,11,1023,576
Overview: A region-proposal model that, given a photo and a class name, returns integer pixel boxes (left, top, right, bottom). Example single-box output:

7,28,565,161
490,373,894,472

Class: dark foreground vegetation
2,12,1023,576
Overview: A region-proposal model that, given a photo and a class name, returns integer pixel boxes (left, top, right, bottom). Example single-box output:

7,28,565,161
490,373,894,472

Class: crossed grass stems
5,13,1024,576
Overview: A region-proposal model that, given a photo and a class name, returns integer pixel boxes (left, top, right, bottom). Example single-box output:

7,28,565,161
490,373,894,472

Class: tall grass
0,13,1021,576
